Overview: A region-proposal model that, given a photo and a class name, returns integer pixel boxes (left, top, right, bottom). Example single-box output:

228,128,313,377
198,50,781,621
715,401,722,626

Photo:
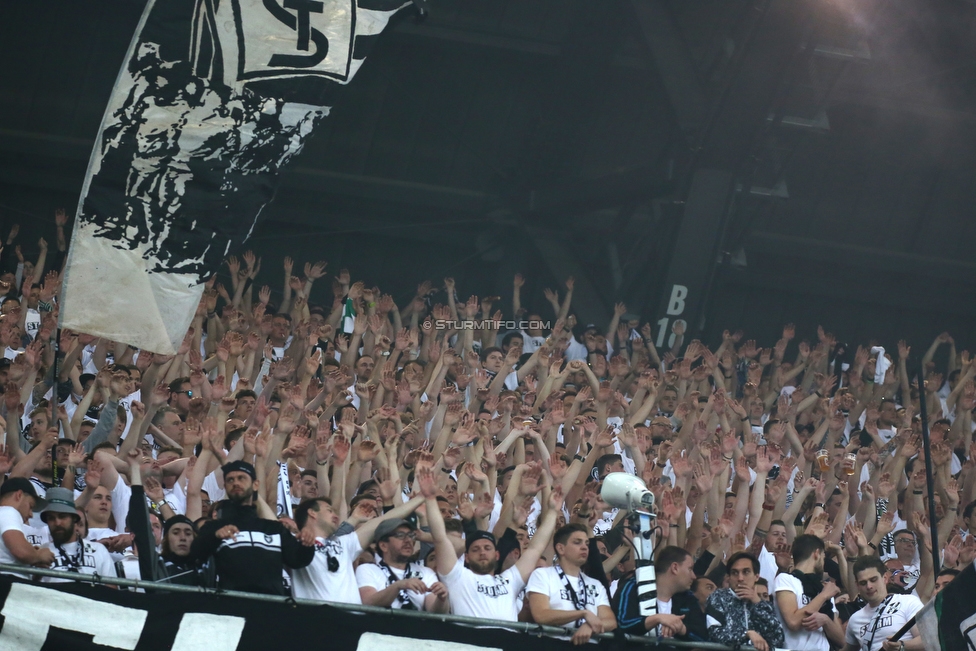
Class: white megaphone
601,472,655,512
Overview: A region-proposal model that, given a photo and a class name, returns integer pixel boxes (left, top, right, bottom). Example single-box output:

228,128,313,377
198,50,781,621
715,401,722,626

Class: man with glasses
356,519,449,612
167,377,193,418
884,530,919,593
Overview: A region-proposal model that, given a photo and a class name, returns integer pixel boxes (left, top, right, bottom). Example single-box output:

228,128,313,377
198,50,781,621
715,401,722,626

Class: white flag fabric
277,461,294,519
60,0,411,353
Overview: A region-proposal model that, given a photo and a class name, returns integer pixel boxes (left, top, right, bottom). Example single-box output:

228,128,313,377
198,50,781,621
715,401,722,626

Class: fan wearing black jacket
190,461,315,595
613,546,708,642
159,515,215,586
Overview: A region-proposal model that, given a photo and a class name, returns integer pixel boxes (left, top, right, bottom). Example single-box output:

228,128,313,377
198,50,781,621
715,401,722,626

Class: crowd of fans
0,213,973,650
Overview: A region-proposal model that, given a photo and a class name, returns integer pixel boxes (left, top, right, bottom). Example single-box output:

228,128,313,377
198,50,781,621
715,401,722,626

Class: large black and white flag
60,0,412,354
918,561,976,650
0,575,632,651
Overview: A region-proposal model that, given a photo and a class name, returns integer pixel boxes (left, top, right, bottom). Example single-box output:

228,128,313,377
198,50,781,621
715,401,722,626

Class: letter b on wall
666,285,687,316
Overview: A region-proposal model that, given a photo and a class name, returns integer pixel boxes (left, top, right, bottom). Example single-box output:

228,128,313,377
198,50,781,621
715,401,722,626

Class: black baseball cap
465,530,497,552
222,460,256,480
0,478,47,510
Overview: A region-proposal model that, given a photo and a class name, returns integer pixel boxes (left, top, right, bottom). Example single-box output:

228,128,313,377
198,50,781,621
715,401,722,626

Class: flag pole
51,327,61,486
916,368,941,576
886,370,942,645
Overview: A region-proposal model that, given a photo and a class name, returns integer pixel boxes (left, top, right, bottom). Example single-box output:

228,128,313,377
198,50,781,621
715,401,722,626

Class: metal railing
0,563,791,650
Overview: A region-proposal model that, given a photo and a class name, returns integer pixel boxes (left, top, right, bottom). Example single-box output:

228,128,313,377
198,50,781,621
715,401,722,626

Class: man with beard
39,488,115,582
527,523,616,645
356,519,450,612
420,465,561,622
775,534,843,650
190,460,315,595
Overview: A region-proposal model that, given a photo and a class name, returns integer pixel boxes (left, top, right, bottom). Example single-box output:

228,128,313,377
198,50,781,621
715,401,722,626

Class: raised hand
755,445,773,473
83,459,104,488
332,435,350,464
417,465,438,499
305,260,327,280
876,511,895,537
66,443,86,468
519,463,544,496
805,511,830,539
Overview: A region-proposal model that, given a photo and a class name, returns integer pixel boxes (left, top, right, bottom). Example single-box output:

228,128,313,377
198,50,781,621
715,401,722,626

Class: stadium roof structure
1,0,975,345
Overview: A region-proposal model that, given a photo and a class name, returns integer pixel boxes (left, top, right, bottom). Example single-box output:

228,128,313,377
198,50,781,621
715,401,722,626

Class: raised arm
355,495,424,548
515,483,562,582
512,274,524,318
418,465,459,577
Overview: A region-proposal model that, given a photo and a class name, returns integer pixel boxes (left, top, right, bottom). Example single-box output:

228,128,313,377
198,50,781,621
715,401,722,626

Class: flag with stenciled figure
60,0,414,354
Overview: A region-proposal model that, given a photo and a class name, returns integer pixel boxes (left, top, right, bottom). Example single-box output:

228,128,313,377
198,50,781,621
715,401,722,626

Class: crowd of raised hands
0,213,974,649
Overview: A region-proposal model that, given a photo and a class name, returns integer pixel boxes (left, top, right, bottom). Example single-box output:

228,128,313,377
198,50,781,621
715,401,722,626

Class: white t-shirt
654,598,673,636
163,484,187,515
0,505,29,577
81,343,99,375
23,523,50,547
518,332,547,354
845,594,923,651
356,561,439,610
773,573,831,651
202,471,226,503
3,347,24,361
24,308,40,341
111,476,133,534
488,494,540,538
85,526,123,560
592,509,618,537
526,566,610,631
86,527,118,543
27,478,50,531
291,531,362,604
758,544,778,586
439,556,525,621
41,539,116,582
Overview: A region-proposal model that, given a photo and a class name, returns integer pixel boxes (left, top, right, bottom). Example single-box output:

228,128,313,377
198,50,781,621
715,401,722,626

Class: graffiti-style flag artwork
60,0,412,353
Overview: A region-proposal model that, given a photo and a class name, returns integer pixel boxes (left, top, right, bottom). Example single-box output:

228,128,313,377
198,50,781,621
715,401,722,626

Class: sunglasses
175,390,194,397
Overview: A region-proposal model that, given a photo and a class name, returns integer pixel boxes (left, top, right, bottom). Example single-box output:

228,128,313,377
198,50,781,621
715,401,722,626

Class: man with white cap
0,477,54,577
39,487,115,583
356,518,450,612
